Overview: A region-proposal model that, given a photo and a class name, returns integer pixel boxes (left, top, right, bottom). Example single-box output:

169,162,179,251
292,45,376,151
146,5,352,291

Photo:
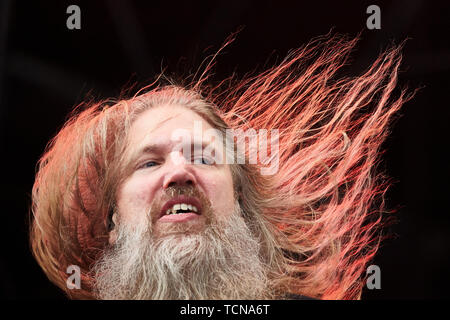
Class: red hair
207,34,413,299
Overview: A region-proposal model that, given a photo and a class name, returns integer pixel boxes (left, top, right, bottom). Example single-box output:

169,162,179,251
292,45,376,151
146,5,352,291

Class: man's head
30,86,284,299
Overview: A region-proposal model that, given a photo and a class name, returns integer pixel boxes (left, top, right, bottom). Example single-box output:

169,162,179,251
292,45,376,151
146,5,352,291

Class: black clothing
283,293,317,300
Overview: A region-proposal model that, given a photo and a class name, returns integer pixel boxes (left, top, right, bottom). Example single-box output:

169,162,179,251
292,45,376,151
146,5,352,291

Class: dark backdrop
1,0,449,299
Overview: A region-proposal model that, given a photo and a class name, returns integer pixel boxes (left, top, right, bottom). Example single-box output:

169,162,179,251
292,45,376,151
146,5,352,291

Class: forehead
128,104,215,150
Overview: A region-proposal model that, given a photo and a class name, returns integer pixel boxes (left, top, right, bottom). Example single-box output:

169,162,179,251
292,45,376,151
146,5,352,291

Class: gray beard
91,201,272,299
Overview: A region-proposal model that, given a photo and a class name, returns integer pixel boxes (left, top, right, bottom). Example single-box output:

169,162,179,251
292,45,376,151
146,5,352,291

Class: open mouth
158,195,202,222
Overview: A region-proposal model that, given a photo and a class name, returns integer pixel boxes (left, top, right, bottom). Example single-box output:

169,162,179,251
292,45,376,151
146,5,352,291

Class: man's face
112,104,235,240
94,104,271,300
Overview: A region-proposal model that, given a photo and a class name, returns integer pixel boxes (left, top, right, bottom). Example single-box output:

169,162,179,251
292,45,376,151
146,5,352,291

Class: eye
140,161,159,169
193,157,214,165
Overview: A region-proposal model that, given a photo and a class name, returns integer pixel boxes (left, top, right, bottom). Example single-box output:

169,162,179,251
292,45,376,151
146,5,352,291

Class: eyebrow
133,141,219,160
139,143,166,156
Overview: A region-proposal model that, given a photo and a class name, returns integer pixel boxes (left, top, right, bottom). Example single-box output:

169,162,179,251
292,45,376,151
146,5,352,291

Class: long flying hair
29,33,413,299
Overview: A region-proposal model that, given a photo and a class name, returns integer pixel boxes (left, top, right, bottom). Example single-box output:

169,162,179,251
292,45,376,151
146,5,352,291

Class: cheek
117,175,157,222
202,170,235,217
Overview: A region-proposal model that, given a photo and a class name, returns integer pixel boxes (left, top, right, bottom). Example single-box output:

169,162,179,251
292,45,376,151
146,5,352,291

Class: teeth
165,203,199,215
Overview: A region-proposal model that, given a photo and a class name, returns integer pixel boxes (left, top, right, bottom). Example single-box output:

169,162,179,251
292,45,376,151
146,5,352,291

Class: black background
1,0,449,299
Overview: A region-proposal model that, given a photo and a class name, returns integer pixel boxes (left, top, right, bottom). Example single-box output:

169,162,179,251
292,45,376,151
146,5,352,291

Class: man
29,35,411,300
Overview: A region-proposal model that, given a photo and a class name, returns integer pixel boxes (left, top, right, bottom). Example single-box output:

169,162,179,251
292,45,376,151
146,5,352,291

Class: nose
162,152,197,189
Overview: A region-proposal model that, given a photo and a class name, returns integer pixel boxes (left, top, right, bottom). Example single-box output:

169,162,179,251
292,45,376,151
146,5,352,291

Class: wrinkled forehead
125,104,227,160
130,104,209,139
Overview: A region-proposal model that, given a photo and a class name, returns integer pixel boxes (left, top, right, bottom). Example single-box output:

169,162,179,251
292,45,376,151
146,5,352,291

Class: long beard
91,201,272,299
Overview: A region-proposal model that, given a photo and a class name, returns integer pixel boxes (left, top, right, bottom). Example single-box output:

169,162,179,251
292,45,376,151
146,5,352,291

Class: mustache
149,185,213,223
